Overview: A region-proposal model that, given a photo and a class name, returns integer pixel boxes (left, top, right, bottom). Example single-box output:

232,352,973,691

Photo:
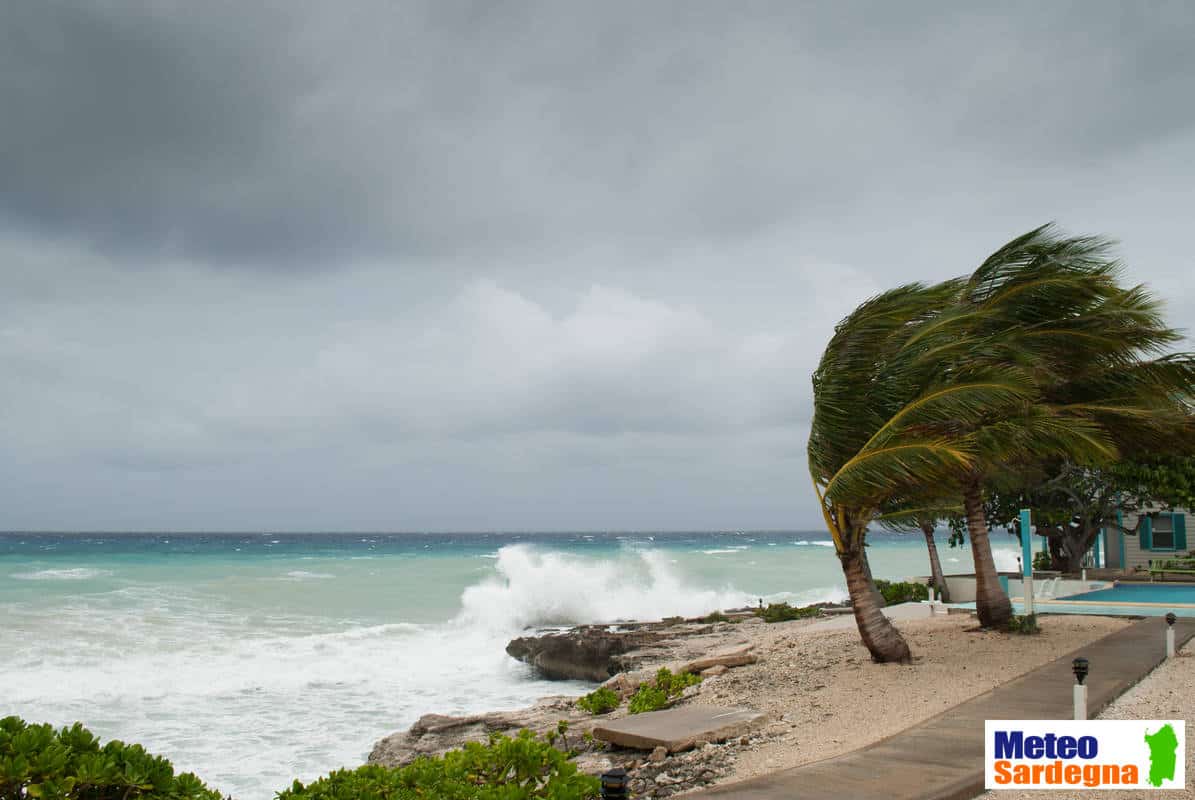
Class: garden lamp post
1166,613,1177,659
601,768,629,800
1072,657,1089,720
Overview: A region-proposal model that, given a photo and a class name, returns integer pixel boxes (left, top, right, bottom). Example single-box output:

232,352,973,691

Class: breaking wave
457,545,749,630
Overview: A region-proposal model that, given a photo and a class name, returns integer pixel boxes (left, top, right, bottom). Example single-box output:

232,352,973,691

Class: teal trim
1019,508,1032,577
1173,512,1187,552
1093,530,1102,567
1141,515,1153,550
998,575,1010,596
1117,509,1126,567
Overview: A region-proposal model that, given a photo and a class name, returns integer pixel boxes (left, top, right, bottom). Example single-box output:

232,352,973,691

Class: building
1100,507,1189,571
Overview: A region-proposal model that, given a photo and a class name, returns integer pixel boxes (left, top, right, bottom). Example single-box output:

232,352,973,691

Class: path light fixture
1071,657,1089,685
1165,613,1177,658
1072,657,1089,721
601,768,629,800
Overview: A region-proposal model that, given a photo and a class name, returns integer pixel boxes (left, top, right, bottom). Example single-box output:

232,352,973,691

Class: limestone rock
593,706,767,753
680,644,757,674
368,696,595,767
506,627,668,682
572,754,614,775
506,619,751,682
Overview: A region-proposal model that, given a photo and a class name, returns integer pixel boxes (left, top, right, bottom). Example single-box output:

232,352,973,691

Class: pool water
1059,583,1195,605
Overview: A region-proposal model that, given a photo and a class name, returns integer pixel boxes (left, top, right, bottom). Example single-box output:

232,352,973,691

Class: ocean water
0,531,1021,799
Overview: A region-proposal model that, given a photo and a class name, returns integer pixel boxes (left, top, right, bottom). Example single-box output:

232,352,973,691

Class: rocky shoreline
368,609,804,797
367,610,1133,799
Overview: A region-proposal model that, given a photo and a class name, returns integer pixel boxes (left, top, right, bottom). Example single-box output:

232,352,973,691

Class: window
1151,515,1175,550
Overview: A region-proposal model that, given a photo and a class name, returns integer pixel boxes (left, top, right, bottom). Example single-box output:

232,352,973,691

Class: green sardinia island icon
1144,724,1179,788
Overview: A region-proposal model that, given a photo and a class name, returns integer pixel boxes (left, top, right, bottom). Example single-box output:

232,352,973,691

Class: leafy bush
750,597,826,621
627,685,669,715
1032,551,1053,571
754,602,821,623
701,610,732,623
1007,614,1041,635
874,580,929,605
627,668,701,714
0,716,223,800
279,730,600,800
576,688,620,715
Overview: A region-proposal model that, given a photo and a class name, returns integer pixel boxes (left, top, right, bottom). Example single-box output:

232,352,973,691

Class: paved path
691,617,1195,800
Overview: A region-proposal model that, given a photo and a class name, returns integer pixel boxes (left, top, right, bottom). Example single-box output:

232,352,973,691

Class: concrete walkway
691,617,1195,800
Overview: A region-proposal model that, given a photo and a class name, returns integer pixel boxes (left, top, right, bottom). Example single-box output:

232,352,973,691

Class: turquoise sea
0,531,1021,799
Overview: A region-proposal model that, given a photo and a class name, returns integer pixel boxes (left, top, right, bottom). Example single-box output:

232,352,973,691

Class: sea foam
457,545,749,630
11,568,112,581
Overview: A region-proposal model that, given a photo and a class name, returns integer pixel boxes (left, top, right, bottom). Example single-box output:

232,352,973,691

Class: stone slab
592,705,766,753
681,644,757,673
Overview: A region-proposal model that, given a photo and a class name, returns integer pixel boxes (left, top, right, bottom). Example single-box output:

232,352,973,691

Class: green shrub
1007,614,1041,635
627,668,701,714
0,716,223,800
576,687,620,715
279,730,600,800
701,610,731,623
627,685,669,715
874,580,929,605
1032,551,1053,571
754,602,821,623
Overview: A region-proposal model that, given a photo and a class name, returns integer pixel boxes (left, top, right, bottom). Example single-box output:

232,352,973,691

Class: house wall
1114,507,1189,572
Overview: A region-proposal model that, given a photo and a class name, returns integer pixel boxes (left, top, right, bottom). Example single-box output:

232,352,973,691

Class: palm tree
809,281,1032,661
877,499,957,602
905,225,1191,627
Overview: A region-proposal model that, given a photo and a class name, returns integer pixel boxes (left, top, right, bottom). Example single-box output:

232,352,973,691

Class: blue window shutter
1141,515,1153,550
1174,513,1187,552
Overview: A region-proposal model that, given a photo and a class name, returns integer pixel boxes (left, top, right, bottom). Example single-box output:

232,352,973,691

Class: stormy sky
2,1,1193,531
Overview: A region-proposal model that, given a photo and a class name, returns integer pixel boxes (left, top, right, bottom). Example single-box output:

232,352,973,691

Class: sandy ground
974,637,1195,800
686,612,1131,786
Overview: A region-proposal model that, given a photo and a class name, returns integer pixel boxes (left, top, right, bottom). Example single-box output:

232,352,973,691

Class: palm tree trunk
920,521,950,602
840,547,911,663
962,477,1012,628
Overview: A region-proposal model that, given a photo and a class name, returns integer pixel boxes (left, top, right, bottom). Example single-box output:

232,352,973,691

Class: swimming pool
1059,583,1195,606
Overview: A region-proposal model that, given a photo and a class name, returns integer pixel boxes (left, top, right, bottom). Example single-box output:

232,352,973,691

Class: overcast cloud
2,1,1193,531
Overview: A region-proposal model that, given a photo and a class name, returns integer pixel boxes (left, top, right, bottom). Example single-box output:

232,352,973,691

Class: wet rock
506,620,751,682
506,627,667,682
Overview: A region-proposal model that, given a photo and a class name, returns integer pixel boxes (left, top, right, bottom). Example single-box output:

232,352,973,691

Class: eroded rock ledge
505,612,760,682
369,615,770,768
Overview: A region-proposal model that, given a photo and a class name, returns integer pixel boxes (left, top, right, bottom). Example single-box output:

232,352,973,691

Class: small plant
279,729,600,800
1007,614,1041,635
754,602,821,623
0,716,223,800
1032,551,1054,571
576,687,620,715
702,610,731,623
627,684,669,714
874,580,930,605
627,668,702,714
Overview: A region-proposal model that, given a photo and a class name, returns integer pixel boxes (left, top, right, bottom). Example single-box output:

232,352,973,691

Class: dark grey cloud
1,1,1193,530
5,1,1194,267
